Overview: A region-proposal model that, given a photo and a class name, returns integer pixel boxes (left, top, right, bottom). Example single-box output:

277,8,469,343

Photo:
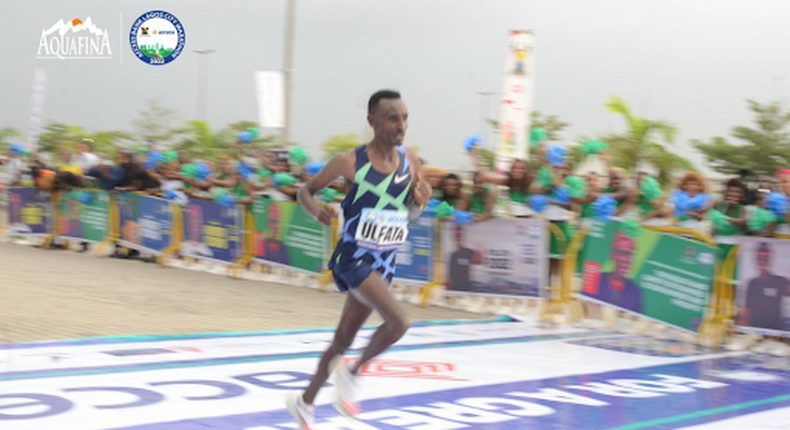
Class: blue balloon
217,194,236,209
463,134,482,153
144,151,163,170
528,194,548,213
9,144,24,155
76,191,92,205
672,190,690,216
766,192,789,219
195,164,213,181
454,210,475,225
687,193,710,211
546,145,567,167
237,161,254,179
552,186,571,205
592,195,617,221
237,131,253,143
304,161,327,176
424,198,441,216
163,189,179,200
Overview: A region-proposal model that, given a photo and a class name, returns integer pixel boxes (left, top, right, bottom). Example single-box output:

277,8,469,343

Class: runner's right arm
298,150,354,225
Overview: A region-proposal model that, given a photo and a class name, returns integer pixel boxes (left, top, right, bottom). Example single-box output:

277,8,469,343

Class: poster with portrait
580,220,719,332
181,198,241,264
736,237,790,337
441,218,547,298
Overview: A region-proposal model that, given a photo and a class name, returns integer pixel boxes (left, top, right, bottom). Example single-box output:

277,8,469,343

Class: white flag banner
27,68,47,152
494,30,535,174
255,71,284,129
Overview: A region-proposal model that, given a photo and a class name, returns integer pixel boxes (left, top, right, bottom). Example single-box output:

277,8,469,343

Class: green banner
57,190,110,242
580,220,719,332
251,199,329,273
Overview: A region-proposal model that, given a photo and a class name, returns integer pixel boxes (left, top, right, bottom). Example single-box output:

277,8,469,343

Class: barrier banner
442,218,547,297
251,199,328,273
735,237,790,337
7,187,52,236
182,198,241,264
56,190,110,242
117,193,174,255
580,220,718,332
394,215,435,283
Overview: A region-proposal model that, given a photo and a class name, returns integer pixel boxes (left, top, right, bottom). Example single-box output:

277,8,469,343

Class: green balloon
248,128,260,140
530,128,548,148
289,147,309,165
620,218,641,238
434,201,456,218
640,177,663,202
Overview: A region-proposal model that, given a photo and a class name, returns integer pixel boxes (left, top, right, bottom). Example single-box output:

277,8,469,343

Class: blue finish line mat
1,317,789,429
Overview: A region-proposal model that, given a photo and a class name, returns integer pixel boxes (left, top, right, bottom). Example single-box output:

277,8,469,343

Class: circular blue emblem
129,10,186,65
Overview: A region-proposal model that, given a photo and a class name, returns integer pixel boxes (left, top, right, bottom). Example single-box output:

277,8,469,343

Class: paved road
0,242,487,343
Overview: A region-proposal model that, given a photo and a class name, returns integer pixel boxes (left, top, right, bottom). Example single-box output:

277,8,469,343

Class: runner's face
369,99,408,146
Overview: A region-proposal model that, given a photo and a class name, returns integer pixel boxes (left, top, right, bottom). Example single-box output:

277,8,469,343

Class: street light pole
194,49,216,122
282,0,297,146
476,91,495,144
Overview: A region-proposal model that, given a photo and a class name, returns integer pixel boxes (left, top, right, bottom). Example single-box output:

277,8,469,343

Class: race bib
355,209,409,251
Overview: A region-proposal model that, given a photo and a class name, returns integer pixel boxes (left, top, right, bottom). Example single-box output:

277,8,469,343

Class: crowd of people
2,139,790,244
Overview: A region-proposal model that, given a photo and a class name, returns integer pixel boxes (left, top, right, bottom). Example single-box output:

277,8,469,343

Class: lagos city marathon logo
129,10,186,65
37,17,113,60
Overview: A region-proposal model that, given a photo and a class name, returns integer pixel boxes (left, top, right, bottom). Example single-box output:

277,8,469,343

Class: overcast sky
2,0,790,176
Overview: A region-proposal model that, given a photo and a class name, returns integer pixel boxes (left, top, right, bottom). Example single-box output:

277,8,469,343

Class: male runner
288,90,431,428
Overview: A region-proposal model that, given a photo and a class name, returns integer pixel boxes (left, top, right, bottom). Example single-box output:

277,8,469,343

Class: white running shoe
286,392,314,430
331,356,360,418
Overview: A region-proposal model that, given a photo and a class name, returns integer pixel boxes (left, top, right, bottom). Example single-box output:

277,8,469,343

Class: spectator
739,169,758,206
748,178,777,236
116,150,143,191
87,159,123,191
635,172,669,226
3,146,27,187
465,171,495,223
675,172,713,229
601,152,634,217
437,173,466,209
774,169,790,235
75,140,100,174
578,171,602,228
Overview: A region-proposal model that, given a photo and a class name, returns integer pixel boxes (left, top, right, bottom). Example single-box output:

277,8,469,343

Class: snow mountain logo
37,17,112,60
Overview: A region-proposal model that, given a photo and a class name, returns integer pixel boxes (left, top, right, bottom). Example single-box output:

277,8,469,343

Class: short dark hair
726,178,745,191
368,90,401,115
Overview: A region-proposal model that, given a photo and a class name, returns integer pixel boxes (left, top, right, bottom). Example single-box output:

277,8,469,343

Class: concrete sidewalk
0,242,488,343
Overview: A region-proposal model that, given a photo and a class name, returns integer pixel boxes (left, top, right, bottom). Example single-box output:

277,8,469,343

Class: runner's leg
302,293,372,404
349,271,410,374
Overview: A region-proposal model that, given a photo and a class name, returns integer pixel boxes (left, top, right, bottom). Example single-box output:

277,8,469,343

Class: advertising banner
251,199,328,273
442,218,547,297
394,215,435,284
580,220,719,332
117,193,174,255
182,198,241,264
735,237,790,337
7,187,52,236
495,30,535,172
57,190,110,242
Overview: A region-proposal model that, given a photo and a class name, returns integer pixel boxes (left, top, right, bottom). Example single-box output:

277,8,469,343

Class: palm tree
574,96,695,186
38,123,130,159
173,120,233,160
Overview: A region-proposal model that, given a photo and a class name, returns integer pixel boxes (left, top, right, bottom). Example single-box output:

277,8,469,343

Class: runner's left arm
298,151,353,225
407,149,432,220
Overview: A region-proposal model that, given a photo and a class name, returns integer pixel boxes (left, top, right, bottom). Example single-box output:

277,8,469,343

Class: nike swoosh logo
394,173,410,184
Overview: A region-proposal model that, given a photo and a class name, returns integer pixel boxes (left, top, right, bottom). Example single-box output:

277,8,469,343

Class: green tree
321,133,362,160
38,123,130,159
226,120,278,149
173,120,233,160
131,99,182,147
530,111,570,141
0,127,22,151
693,100,790,176
573,95,695,186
